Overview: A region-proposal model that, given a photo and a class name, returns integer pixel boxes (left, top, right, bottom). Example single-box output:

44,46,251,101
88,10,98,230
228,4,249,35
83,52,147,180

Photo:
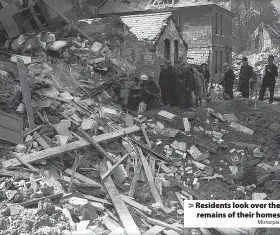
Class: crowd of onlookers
127,54,279,112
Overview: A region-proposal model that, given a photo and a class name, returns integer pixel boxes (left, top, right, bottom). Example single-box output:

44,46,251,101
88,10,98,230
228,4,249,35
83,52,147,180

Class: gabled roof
120,12,173,41
98,0,234,16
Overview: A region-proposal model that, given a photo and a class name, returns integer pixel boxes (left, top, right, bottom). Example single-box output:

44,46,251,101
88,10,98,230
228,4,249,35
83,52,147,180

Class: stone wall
120,20,187,82
211,5,233,79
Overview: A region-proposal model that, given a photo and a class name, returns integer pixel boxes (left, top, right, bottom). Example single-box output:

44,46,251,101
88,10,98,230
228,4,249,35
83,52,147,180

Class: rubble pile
1,15,280,235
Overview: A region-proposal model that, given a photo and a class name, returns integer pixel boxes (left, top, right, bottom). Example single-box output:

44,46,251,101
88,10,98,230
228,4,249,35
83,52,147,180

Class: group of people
157,57,210,109
138,54,278,112
139,57,210,111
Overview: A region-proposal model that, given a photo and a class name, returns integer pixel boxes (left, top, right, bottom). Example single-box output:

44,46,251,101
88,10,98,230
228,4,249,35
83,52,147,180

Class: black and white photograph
0,0,280,234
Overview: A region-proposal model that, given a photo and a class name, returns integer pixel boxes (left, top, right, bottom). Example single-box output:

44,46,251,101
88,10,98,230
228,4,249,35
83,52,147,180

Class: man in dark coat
158,63,167,105
201,63,210,93
238,57,254,98
159,60,177,107
141,76,160,110
258,54,278,104
222,62,235,100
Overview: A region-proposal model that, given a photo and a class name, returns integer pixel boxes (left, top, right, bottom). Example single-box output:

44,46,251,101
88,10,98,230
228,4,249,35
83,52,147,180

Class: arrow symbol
189,203,194,208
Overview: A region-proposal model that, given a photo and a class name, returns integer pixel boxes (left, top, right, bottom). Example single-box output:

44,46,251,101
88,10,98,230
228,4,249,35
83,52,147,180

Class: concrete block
15,144,27,153
81,118,98,130
16,103,26,114
158,111,176,121
56,135,69,146
54,122,73,140
91,42,103,52
230,122,254,135
60,119,71,128
183,118,191,132
99,107,119,118
25,135,33,143
36,86,59,98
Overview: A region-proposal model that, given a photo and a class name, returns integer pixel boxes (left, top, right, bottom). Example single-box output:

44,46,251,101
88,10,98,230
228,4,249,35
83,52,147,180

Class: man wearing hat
238,57,254,98
222,62,235,100
141,75,160,110
258,54,278,104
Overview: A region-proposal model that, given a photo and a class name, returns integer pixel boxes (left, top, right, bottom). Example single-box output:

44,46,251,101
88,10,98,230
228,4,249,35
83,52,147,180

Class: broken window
221,15,223,35
164,39,171,61
174,40,179,63
215,51,218,74
215,13,218,34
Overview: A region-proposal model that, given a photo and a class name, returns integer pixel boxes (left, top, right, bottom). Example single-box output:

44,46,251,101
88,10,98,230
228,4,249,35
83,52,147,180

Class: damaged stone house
246,23,280,53
119,12,187,80
98,0,235,80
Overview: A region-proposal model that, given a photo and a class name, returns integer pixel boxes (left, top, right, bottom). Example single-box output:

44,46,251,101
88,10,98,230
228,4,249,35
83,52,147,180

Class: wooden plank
145,217,183,234
0,110,23,145
158,163,173,174
84,194,112,205
141,125,152,148
28,5,43,29
79,128,115,163
33,132,51,149
101,153,129,181
128,161,142,197
41,0,93,42
142,225,165,235
149,156,156,177
137,147,163,206
20,193,63,207
65,169,103,188
2,126,141,168
175,192,184,208
99,162,141,235
10,152,39,174
120,194,152,215
17,59,35,129
0,169,30,179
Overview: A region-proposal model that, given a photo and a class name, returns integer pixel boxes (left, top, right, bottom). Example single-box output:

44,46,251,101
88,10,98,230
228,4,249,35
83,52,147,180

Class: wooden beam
142,225,165,235
41,0,93,42
120,194,152,215
101,153,129,181
83,194,112,205
20,193,63,207
141,125,152,148
128,160,142,197
79,128,115,163
65,169,103,188
17,59,35,130
175,192,184,208
2,126,141,168
99,162,141,235
137,147,163,206
145,217,183,234
28,5,44,29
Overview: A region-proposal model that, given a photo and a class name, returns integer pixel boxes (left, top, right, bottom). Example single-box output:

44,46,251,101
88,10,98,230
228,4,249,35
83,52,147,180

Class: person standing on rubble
141,75,160,110
193,66,206,106
222,62,235,100
159,60,177,107
201,63,210,93
238,57,254,98
258,55,278,104
175,59,188,109
158,63,168,105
